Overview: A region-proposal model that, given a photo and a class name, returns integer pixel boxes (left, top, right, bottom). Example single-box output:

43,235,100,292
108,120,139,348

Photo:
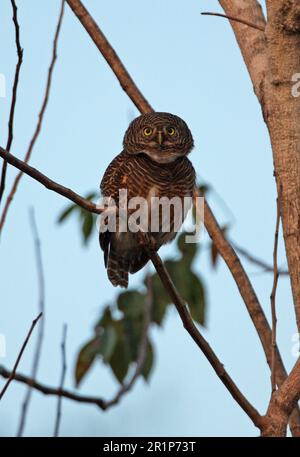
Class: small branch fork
0,147,101,214
0,313,43,401
201,12,265,32
233,243,288,276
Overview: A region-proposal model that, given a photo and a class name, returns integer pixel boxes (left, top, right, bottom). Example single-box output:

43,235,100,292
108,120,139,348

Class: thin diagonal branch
65,0,153,114
201,12,265,32
17,209,46,436
233,243,288,276
0,147,102,214
54,324,67,437
0,313,43,401
144,240,263,429
0,0,65,233
0,365,106,409
0,0,23,203
270,193,281,393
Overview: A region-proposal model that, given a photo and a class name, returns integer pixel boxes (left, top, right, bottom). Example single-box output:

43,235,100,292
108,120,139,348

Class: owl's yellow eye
167,127,175,136
143,127,152,137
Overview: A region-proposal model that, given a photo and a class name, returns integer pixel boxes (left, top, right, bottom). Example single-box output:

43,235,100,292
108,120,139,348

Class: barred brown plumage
100,112,196,288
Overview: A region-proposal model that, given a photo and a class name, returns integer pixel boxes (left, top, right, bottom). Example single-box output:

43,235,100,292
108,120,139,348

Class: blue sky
0,0,297,436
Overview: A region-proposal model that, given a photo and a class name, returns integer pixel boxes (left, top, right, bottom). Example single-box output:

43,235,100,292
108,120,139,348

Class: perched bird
100,112,196,288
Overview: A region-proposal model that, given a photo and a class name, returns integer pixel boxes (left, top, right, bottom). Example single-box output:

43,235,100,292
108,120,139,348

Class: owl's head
123,112,194,164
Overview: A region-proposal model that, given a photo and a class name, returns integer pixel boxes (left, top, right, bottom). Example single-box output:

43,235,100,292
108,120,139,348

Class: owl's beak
157,131,163,145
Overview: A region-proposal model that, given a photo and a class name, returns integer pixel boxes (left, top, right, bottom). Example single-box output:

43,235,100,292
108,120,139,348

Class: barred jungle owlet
100,112,195,288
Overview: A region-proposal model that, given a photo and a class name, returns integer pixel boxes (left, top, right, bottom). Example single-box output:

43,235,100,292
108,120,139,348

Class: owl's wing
99,151,131,269
99,151,155,286
100,151,129,201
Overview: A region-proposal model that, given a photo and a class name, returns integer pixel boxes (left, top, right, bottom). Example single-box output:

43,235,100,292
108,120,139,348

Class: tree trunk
265,0,300,332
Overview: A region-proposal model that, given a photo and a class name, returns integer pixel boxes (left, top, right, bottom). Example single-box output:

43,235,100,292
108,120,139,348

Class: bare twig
17,209,46,436
234,243,288,276
54,324,68,437
270,192,281,393
65,0,152,114
0,365,106,409
201,12,265,32
0,313,43,401
0,0,23,203
0,282,152,412
0,0,65,233
0,147,102,214
4,351,298,433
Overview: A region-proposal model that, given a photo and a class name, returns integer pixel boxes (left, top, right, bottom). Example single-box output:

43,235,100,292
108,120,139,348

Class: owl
100,112,196,288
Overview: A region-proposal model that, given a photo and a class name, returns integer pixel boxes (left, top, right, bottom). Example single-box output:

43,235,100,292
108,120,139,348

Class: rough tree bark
264,0,300,332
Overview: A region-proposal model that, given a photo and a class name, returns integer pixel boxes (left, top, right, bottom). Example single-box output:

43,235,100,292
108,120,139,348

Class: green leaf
117,291,145,319
57,203,77,224
75,336,102,387
198,184,210,196
97,306,113,329
186,273,206,325
151,272,170,325
85,192,97,201
177,232,198,265
100,325,118,363
122,314,144,361
141,340,154,382
81,211,94,244
159,257,206,326
109,336,132,384
57,191,97,243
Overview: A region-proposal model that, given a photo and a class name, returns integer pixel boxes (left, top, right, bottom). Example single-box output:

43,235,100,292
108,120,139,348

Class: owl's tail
100,232,128,288
100,232,151,288
107,248,129,288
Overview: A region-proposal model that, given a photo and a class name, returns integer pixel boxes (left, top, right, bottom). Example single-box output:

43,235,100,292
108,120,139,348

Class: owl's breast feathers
99,151,196,288
100,151,196,201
